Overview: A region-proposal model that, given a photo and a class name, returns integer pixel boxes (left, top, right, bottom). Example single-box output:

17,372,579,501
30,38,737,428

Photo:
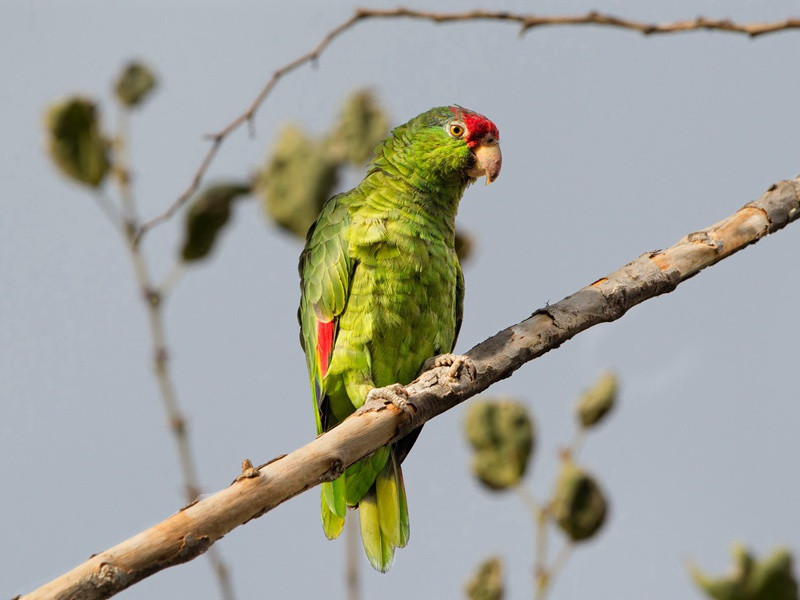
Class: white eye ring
448,122,466,138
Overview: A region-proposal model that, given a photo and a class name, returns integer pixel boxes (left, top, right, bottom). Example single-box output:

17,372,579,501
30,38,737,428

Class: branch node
170,414,186,435
185,484,201,501
144,287,161,308
531,306,557,322
235,459,261,482
124,219,138,242
98,562,124,585
687,230,721,249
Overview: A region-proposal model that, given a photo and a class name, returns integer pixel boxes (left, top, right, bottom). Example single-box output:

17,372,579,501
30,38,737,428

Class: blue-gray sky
3,1,800,598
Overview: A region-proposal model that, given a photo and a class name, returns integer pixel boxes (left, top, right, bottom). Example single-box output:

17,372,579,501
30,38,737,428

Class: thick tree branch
135,8,800,240
22,176,800,600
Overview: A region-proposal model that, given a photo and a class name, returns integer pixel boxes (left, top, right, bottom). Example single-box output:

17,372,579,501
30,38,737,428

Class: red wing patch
316,320,335,377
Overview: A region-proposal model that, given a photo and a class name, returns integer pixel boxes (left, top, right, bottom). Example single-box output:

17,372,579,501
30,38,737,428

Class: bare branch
24,176,800,600
135,8,800,240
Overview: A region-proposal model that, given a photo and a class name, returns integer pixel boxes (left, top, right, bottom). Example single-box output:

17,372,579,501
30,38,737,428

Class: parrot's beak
468,139,502,185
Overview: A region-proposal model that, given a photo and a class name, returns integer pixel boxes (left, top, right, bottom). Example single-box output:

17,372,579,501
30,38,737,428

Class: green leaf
180,183,251,262
465,557,504,600
257,125,338,238
691,545,798,600
576,370,617,428
114,61,158,108
464,398,535,491
326,89,389,165
45,97,110,187
551,459,607,542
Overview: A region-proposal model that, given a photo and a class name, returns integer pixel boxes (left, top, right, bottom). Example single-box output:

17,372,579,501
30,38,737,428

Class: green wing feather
299,194,354,535
299,194,352,431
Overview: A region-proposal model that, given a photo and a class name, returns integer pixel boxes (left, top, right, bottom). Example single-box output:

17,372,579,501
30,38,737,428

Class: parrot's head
446,106,502,185
386,106,501,189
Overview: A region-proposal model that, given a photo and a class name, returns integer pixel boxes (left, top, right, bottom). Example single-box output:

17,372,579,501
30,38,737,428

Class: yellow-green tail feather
345,446,390,505
359,488,395,572
358,449,410,572
321,476,347,539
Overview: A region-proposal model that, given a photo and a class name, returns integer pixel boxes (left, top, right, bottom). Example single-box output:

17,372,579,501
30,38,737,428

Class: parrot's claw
423,353,477,382
365,383,413,416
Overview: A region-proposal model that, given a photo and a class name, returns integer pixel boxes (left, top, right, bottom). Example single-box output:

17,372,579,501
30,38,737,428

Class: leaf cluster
692,545,798,600
462,372,617,598
256,90,389,238
44,62,158,190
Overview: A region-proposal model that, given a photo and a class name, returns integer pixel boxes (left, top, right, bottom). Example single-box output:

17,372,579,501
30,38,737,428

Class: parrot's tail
358,449,410,573
319,446,409,572
320,476,346,540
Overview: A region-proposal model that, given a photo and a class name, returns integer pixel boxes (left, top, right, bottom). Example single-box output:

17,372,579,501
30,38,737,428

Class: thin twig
514,485,547,596
135,8,800,240
516,485,541,518
537,542,573,600
22,176,800,600
345,513,361,600
159,261,185,300
113,107,236,600
566,427,587,459
91,190,125,232
533,502,549,599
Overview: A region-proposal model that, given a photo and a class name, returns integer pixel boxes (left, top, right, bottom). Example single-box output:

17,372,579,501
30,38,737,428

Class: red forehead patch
450,106,499,148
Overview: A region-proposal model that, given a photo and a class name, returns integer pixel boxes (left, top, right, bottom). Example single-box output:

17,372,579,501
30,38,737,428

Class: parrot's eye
448,122,465,138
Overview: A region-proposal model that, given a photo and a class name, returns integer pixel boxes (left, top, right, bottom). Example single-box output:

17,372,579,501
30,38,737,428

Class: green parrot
298,105,501,572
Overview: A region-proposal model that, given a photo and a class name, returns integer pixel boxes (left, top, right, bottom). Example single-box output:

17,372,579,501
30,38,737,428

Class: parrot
298,105,501,572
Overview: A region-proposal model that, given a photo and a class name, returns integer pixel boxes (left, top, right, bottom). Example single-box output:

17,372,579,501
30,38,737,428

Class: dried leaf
114,61,158,108
464,398,534,490
465,557,504,600
551,460,607,542
327,90,389,165
257,126,338,238
180,183,251,262
455,229,475,262
45,97,109,187
691,545,798,600
576,371,617,428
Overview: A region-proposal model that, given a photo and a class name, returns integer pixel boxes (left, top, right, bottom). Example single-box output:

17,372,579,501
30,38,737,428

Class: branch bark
22,176,800,600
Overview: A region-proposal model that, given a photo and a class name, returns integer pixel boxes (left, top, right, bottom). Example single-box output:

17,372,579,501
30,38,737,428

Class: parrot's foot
365,383,412,416
423,353,477,382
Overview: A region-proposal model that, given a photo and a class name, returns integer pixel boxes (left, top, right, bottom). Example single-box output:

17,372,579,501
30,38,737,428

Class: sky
3,1,800,599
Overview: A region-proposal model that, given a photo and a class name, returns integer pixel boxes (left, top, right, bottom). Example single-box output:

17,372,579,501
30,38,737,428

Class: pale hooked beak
468,138,502,184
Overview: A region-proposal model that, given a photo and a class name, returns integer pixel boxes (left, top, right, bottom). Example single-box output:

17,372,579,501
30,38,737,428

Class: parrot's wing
299,194,354,435
299,195,355,535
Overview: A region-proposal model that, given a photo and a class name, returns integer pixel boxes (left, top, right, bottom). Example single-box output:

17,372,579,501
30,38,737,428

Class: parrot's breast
325,211,460,413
